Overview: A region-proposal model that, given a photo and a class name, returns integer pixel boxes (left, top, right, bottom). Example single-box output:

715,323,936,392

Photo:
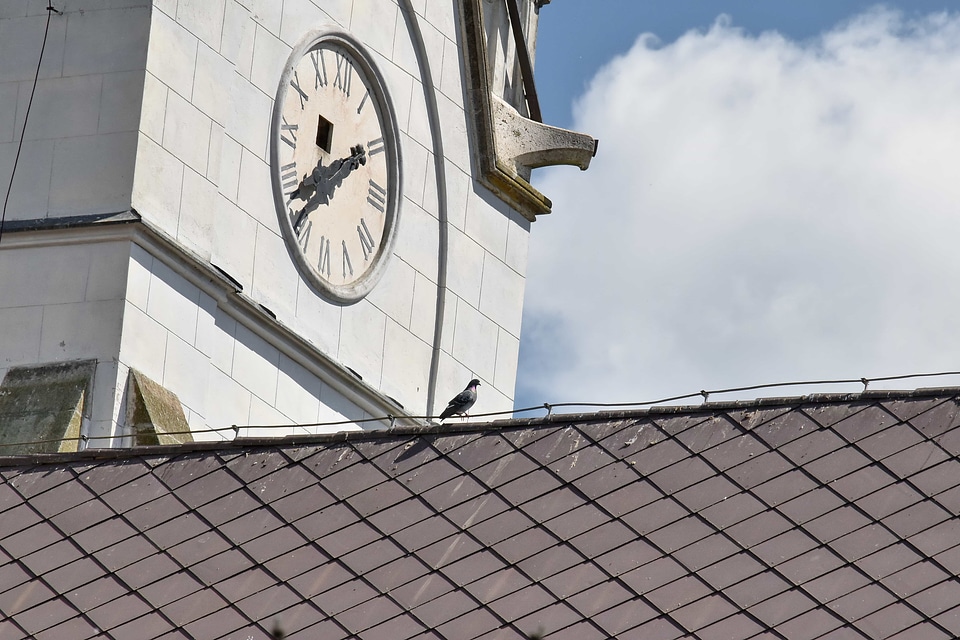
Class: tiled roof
2,389,960,639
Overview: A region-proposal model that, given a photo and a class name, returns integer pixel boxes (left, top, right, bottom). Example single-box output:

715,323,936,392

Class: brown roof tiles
1,388,960,638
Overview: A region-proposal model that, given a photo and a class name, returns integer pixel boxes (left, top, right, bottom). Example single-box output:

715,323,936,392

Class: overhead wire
0,5,61,245
3,370,960,452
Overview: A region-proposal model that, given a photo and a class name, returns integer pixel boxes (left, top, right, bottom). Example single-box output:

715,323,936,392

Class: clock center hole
316,114,333,153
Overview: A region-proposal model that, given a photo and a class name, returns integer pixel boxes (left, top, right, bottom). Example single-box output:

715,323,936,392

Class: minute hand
291,144,367,233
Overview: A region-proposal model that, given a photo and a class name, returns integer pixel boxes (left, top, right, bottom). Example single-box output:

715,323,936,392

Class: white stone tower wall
0,0,535,441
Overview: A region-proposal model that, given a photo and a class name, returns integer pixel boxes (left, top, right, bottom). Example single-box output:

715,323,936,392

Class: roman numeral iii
367,180,386,213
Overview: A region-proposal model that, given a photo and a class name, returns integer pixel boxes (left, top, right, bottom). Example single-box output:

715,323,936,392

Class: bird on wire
439,379,480,422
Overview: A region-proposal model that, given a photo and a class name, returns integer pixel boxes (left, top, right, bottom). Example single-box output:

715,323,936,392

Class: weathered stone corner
127,369,193,446
0,360,96,455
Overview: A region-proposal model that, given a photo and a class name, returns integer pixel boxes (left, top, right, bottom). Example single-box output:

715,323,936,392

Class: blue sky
515,2,960,412
534,1,959,128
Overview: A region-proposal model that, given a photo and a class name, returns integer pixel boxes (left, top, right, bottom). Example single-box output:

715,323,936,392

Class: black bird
439,379,480,422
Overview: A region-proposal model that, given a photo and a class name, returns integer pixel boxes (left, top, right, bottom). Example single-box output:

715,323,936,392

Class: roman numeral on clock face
281,162,298,198
367,137,385,156
317,236,331,277
342,240,354,278
367,179,386,213
310,49,327,88
358,219,375,260
334,53,352,96
290,71,309,108
280,118,298,149
297,219,311,250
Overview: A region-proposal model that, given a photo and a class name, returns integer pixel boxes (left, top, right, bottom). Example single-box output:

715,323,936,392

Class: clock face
270,31,401,302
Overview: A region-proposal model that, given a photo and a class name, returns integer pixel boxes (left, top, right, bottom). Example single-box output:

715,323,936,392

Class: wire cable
3,370,960,452
0,5,60,245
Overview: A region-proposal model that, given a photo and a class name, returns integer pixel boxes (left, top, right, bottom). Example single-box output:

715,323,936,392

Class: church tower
0,0,593,451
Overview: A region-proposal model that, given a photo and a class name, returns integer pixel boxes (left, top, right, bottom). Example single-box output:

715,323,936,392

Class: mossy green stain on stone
0,360,95,455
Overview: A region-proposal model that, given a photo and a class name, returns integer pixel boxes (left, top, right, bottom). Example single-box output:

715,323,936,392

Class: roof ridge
1,386,958,468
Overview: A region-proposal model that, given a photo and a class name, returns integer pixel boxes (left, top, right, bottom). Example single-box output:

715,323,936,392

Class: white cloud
519,8,960,408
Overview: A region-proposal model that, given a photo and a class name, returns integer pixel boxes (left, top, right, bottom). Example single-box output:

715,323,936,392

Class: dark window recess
316,114,333,152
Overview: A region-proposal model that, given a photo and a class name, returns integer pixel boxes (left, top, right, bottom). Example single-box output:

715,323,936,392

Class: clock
270,29,401,302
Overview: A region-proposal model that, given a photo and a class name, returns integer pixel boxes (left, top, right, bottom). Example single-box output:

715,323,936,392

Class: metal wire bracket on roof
543,403,553,416
862,378,870,392
700,390,710,403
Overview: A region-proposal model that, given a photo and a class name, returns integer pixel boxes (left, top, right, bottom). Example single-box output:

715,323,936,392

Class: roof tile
32,615,99,640
20,539,83,577
286,561,354,599
513,601,583,637
671,533,741,572
85,592,154,631
466,508,535,547
883,500,951,538
751,408,818,448
122,493,190,531
516,542,583,582
726,451,794,489
486,582,554,622
906,580,960,617
855,481,924,519
195,488,265,526
669,592,738,631
857,543,924,581
41,556,106,593
235,582,308,623
881,397,949,423
700,434,772,473
696,612,765,640
593,477,662,516
617,615,686,640
905,398,960,438
411,588,479,627
751,529,819,567
473,452,539,488
107,611,176,640
12,597,78,637
882,561,950,598
911,459,960,497
212,567,278,602
725,571,791,608
138,572,205,609
830,404,896,442
672,415,740,453
463,565,529,602
884,441,951,478
854,601,923,638
909,519,960,557
433,606,501,640
311,577,379,616
620,496,688,536
748,588,817,626
560,576,635,618
773,607,844,640
94,535,162,574
776,547,846,585
831,464,897,502
592,537,662,577
752,469,819,507
696,552,766,590
648,456,716,495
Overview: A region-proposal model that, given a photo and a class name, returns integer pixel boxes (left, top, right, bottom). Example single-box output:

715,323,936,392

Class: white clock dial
271,31,400,302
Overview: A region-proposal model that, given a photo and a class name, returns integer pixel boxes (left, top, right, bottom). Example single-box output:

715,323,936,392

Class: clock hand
291,145,368,233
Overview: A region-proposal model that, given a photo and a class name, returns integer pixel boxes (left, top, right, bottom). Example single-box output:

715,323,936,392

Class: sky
515,1,960,413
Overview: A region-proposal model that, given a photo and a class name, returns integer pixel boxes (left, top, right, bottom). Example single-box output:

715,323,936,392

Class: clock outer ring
270,28,403,303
